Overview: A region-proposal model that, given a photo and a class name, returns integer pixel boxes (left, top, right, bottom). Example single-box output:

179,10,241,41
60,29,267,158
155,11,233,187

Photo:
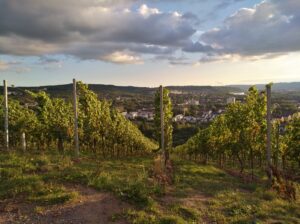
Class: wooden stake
3,80,9,150
73,79,79,156
160,85,165,166
266,84,272,184
21,132,26,152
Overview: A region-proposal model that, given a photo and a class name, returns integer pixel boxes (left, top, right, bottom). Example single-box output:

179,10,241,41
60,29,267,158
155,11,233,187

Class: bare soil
0,185,129,224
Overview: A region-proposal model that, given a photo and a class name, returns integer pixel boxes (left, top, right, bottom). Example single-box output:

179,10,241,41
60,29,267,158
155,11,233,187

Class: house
126,112,138,119
138,111,154,121
226,97,236,104
183,116,197,123
173,114,184,122
184,99,200,106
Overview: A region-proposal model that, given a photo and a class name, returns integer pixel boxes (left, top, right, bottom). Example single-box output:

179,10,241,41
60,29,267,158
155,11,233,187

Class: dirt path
157,187,212,224
0,185,129,224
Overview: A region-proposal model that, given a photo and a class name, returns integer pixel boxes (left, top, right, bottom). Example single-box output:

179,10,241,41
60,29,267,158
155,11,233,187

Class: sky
0,0,300,87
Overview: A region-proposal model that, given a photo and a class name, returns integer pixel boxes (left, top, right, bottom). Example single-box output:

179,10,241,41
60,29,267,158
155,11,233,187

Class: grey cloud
182,42,214,53
1,0,300,65
214,0,245,11
38,56,61,64
0,0,197,63
201,0,300,58
37,56,63,69
154,55,194,65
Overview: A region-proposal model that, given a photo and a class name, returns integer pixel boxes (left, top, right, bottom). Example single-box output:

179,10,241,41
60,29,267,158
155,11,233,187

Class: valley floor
0,151,299,224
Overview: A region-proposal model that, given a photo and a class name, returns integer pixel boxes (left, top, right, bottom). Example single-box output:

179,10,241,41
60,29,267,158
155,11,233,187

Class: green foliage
176,87,269,172
118,181,152,208
177,86,300,173
284,113,300,167
0,82,156,156
0,95,38,149
76,82,156,156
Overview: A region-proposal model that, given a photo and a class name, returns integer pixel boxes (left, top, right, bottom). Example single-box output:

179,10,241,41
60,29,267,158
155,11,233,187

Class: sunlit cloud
101,51,143,64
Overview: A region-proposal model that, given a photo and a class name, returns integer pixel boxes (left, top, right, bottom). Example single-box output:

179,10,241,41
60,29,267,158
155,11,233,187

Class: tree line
175,86,300,175
0,82,156,157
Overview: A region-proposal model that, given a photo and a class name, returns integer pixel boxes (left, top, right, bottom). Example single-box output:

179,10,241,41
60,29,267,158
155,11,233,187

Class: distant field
1,151,299,224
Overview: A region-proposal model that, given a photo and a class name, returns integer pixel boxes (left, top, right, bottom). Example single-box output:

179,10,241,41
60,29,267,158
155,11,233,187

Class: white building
184,116,197,123
173,114,184,122
227,97,236,104
138,111,154,120
185,99,200,106
126,112,138,119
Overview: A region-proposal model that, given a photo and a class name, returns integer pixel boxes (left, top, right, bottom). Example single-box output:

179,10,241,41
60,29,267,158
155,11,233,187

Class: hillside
1,82,299,224
1,84,240,98
2,82,300,99
228,82,300,92
1,151,299,224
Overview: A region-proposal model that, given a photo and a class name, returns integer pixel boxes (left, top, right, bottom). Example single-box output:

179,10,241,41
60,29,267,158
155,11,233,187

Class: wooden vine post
160,85,165,168
3,80,9,150
266,84,272,184
73,79,79,157
21,132,26,152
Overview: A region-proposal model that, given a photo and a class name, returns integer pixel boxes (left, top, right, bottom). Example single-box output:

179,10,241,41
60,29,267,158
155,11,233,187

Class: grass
0,150,299,223
0,151,78,206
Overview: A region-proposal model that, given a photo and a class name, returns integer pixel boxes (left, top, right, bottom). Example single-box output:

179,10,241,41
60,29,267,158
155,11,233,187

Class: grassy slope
0,151,299,224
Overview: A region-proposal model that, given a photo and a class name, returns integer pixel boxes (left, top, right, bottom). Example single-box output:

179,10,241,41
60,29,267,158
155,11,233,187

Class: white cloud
101,51,143,64
138,4,160,17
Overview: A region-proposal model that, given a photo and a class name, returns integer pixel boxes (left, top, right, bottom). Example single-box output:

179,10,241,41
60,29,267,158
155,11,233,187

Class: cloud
101,51,143,64
0,60,9,71
38,56,63,69
201,0,300,59
0,59,31,73
214,0,246,11
13,66,31,73
0,60,24,71
154,55,193,65
1,0,300,65
182,42,214,53
138,4,160,17
0,0,197,64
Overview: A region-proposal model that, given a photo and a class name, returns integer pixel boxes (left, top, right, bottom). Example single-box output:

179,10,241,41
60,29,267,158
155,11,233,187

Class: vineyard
176,87,300,178
0,81,300,224
0,82,156,156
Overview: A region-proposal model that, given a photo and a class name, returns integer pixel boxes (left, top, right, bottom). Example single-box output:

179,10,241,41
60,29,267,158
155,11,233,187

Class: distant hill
1,82,300,99
228,82,300,92
165,86,240,94
0,84,241,98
